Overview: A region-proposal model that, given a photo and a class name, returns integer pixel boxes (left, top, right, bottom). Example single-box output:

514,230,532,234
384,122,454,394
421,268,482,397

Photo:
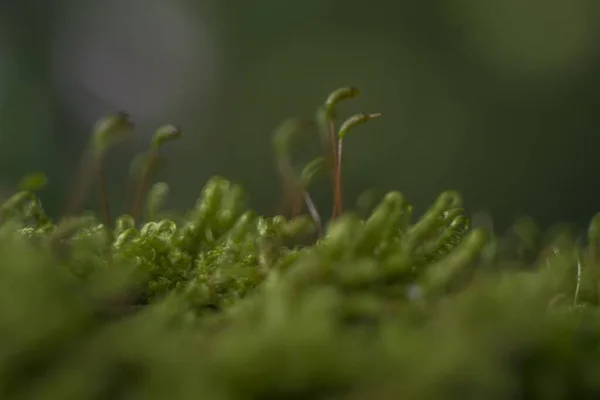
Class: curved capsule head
338,112,382,139
92,112,134,158
152,124,183,150
324,87,360,118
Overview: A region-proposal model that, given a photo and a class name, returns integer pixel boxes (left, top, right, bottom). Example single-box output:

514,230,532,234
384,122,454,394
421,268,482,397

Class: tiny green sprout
94,112,134,232
333,112,382,218
63,112,134,230
272,118,313,218
321,87,360,215
131,124,182,222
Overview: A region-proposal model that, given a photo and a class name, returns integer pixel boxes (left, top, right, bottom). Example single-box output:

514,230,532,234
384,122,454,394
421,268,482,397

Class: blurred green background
1,0,599,230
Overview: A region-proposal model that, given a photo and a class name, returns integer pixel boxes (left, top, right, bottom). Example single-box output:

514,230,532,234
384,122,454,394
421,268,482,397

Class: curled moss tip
436,191,463,208
338,112,382,139
324,87,360,117
382,191,405,206
115,214,136,234
152,124,183,149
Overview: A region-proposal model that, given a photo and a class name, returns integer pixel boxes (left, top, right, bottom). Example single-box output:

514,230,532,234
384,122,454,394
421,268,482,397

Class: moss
0,87,599,399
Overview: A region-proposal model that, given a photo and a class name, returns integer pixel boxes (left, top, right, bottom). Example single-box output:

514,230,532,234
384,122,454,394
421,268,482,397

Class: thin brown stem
131,150,158,222
276,154,306,219
97,158,115,262
329,119,338,165
334,139,344,217
329,119,340,219
124,171,140,219
97,158,112,230
63,149,95,219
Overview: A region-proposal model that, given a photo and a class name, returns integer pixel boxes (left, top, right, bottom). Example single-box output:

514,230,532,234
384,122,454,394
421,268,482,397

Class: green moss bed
1,88,599,399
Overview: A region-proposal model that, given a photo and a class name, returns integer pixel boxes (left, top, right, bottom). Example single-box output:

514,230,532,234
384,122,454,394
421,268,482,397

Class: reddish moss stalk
333,136,344,218
131,149,158,222
97,158,112,229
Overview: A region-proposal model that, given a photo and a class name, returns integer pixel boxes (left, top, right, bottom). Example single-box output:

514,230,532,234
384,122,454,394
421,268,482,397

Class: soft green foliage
1,88,600,399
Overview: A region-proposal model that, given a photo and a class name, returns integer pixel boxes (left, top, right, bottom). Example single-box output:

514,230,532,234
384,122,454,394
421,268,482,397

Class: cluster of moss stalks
1,87,600,399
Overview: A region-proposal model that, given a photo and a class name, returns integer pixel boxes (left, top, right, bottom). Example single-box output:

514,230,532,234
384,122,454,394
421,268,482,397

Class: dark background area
1,0,599,231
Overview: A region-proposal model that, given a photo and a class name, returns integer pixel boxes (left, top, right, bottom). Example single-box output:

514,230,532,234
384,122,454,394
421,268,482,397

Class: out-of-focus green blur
1,0,599,229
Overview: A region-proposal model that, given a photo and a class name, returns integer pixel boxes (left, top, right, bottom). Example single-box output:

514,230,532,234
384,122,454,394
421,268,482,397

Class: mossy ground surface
1,89,599,399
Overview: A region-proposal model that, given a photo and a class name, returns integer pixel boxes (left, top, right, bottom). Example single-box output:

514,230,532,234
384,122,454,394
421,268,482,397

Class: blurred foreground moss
1,88,599,399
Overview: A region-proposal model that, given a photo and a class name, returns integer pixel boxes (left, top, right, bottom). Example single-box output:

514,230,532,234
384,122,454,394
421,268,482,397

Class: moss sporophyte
1,87,600,399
